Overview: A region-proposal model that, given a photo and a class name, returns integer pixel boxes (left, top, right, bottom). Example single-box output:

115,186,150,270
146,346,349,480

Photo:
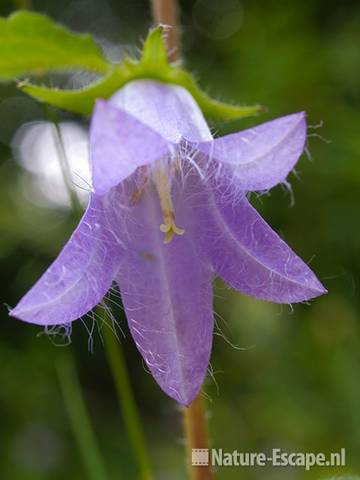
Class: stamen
153,167,185,244
160,212,185,244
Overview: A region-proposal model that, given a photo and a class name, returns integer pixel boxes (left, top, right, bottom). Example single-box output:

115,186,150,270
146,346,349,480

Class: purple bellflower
10,80,326,405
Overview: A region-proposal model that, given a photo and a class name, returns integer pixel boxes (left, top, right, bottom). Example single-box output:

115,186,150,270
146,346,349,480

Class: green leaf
140,27,168,68
20,67,131,116
169,69,263,121
0,11,109,80
19,25,263,121
21,64,262,120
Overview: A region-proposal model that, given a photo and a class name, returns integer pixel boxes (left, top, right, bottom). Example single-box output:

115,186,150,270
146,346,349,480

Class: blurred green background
1,0,360,478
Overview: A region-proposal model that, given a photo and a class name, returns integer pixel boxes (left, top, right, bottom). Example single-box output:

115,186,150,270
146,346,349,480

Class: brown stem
14,0,32,9
183,395,213,480
151,0,181,62
150,2,212,478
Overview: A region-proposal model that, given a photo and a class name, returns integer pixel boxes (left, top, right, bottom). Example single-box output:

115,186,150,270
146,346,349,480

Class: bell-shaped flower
10,80,326,405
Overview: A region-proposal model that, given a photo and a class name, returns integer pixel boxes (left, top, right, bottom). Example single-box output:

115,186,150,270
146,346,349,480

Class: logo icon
192,449,209,466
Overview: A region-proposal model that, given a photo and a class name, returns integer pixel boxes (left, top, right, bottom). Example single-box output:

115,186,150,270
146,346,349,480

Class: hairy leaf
18,25,262,121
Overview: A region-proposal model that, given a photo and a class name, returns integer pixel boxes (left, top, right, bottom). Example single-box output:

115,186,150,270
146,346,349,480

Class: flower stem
183,395,214,480
102,314,153,480
150,3,213,479
56,352,109,480
52,121,83,217
46,112,108,479
150,0,181,63
52,122,152,479
13,0,32,9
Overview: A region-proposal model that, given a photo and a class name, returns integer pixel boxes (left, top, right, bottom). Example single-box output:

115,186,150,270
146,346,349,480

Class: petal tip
8,304,35,325
313,282,328,297
281,111,306,128
298,110,307,125
170,388,200,407
293,110,306,118
307,273,328,297
296,111,307,129
291,279,328,304
8,304,22,319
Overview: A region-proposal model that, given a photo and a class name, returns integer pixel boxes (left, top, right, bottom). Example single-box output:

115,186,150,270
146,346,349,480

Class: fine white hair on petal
196,112,307,194
41,323,73,347
90,100,171,195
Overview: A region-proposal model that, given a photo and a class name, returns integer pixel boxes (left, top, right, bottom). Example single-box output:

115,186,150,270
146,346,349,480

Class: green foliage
0,15,261,120
0,11,109,79
22,60,262,120
140,26,168,69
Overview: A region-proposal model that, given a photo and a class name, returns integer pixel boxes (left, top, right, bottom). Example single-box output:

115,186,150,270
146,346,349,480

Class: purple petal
90,99,170,194
115,179,213,405
197,112,306,191
10,194,123,326
201,189,326,303
110,80,212,143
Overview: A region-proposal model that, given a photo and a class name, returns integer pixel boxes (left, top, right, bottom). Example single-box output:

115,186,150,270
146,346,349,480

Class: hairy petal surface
110,79,212,143
90,99,170,194
197,112,306,191
10,194,123,325
201,188,326,303
115,179,213,405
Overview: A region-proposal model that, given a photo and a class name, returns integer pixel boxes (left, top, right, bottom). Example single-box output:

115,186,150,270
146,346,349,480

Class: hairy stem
151,0,181,62
47,111,109,479
56,352,108,480
53,122,152,479
52,122,83,216
183,395,213,480
102,314,153,480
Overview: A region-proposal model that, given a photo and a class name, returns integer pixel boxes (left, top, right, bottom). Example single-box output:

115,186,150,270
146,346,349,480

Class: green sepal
140,26,168,69
18,25,263,121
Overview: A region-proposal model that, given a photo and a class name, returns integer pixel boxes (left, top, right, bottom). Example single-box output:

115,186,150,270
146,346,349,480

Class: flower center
153,167,185,244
